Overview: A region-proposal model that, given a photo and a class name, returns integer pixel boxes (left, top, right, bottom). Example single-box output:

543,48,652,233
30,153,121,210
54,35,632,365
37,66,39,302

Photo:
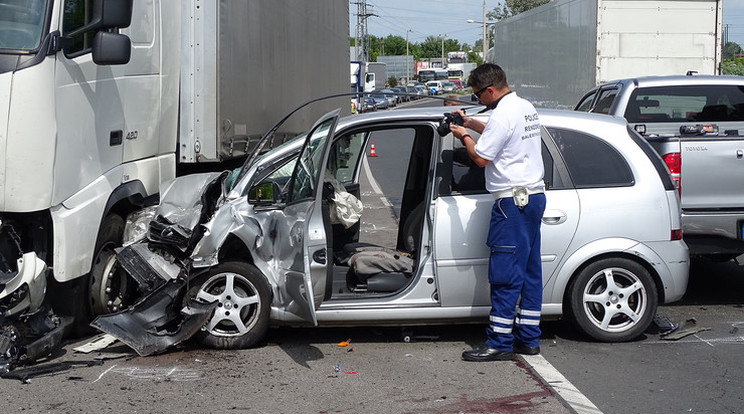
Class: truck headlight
122,206,158,246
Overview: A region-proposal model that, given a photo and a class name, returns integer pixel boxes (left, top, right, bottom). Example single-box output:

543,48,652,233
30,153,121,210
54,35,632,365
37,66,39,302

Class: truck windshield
0,0,47,52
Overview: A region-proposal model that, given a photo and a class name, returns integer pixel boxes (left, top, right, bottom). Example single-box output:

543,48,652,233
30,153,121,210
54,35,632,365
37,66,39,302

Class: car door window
287,118,334,203
575,91,596,112
448,133,559,194
547,127,634,188
591,88,619,114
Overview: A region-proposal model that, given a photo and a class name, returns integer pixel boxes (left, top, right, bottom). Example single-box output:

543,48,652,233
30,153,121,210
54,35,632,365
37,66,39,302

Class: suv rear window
625,85,744,123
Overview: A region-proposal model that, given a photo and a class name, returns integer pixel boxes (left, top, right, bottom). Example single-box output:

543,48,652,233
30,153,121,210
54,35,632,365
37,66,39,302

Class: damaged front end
1,220,70,373
92,172,229,356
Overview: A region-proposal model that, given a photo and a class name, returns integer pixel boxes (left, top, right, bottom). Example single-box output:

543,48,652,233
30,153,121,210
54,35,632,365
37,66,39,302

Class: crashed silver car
92,105,690,355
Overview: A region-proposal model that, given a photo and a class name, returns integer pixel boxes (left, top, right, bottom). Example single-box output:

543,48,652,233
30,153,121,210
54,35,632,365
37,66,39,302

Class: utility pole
482,0,487,61
406,29,412,83
353,1,376,62
439,33,447,67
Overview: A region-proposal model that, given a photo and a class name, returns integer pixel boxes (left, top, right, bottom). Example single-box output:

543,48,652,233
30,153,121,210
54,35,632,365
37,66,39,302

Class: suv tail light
662,152,681,196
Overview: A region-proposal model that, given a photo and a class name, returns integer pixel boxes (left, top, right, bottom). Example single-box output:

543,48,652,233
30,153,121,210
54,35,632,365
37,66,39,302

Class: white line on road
521,354,603,414
362,154,392,208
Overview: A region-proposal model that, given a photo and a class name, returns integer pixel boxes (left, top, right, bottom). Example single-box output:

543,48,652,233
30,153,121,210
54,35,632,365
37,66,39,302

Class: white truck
0,0,347,370
488,0,723,108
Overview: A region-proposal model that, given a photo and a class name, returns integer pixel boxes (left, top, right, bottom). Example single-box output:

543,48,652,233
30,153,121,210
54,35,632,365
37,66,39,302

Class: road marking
93,364,117,383
361,154,392,208
521,354,603,414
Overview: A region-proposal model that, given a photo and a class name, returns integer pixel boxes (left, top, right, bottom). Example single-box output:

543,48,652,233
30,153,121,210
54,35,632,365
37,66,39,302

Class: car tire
189,261,271,349
567,257,658,342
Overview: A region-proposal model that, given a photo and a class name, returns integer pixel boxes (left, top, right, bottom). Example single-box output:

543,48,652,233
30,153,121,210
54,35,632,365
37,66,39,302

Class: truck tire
189,262,271,349
89,214,138,317
567,257,657,342
55,215,129,336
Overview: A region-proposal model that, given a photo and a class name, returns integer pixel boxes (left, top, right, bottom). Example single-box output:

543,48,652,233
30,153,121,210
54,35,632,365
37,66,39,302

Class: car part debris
73,333,119,354
1,248,71,373
652,314,676,334
91,279,217,356
660,318,711,340
0,360,103,382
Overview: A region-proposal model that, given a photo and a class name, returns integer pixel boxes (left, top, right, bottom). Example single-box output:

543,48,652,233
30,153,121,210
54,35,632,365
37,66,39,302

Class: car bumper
635,240,689,304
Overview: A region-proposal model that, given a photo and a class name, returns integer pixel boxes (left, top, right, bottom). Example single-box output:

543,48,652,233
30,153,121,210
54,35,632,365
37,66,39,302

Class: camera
437,112,464,136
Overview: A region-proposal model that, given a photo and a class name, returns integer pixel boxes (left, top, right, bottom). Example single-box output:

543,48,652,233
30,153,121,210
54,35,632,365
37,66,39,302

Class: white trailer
0,0,348,343
487,0,723,108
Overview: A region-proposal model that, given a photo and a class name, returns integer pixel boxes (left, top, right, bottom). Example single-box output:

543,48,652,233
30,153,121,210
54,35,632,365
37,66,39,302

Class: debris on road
660,318,711,340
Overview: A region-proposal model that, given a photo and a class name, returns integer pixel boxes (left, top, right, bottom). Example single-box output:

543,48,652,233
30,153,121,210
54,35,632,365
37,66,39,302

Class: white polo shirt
473,92,545,193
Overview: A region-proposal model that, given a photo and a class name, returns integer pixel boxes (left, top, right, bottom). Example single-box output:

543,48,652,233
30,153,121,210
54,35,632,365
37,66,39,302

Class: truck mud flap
90,279,217,357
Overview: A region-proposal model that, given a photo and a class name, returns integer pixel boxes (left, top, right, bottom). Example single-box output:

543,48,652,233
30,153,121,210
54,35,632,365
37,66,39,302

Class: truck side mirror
92,32,131,65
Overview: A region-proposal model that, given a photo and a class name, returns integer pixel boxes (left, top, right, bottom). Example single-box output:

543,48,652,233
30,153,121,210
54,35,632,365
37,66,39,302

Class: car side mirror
248,182,282,205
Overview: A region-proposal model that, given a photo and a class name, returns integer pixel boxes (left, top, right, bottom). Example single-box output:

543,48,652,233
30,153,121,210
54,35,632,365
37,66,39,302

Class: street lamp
467,17,496,62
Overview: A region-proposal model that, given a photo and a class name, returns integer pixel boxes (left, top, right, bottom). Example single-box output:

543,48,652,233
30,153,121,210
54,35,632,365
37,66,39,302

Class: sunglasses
473,84,493,98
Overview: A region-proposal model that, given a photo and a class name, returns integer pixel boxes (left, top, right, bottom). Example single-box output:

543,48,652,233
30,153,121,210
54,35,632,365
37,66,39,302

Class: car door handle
542,210,567,225
312,248,327,265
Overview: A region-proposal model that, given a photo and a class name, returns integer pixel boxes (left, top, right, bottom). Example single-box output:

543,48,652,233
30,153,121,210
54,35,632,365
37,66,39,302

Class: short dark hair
467,63,508,91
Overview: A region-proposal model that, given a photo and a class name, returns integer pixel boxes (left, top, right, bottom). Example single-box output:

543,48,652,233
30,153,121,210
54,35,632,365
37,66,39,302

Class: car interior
322,125,435,300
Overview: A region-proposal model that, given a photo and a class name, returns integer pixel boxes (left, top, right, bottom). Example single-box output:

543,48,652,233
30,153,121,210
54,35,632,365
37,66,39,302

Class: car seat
342,201,425,292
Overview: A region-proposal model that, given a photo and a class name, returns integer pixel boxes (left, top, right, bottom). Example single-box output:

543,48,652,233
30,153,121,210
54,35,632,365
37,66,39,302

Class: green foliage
387,76,398,87
721,57,744,76
488,0,550,21
723,42,743,59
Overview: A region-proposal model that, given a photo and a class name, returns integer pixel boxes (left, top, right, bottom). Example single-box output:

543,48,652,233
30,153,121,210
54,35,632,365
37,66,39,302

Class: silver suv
98,105,690,355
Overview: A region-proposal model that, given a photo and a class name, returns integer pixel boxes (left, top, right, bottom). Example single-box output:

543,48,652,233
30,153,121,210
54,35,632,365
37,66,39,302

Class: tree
380,35,407,56
723,41,743,59
487,0,550,21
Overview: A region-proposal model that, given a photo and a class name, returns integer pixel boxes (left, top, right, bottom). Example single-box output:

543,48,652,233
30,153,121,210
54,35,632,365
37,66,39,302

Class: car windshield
0,0,47,52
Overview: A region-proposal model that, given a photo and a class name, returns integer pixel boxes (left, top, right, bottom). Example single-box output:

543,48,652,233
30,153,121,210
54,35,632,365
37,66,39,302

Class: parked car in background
426,81,443,94
391,86,410,102
441,81,456,93
380,88,399,106
405,85,419,99
363,95,377,112
451,79,464,89
414,86,427,96
575,74,744,260
368,93,388,110
97,103,689,357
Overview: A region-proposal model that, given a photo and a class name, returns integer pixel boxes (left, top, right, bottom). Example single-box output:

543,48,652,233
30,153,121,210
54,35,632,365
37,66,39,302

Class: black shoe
462,346,514,362
513,343,540,355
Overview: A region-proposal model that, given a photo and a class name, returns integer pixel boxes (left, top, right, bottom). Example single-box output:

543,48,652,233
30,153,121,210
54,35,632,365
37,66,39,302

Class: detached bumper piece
0,309,71,374
91,279,217,357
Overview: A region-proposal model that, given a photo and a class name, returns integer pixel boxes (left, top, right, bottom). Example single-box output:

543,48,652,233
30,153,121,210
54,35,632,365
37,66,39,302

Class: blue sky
351,0,744,48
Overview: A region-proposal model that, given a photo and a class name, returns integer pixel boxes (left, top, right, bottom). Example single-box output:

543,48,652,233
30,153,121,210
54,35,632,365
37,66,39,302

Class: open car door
275,110,340,325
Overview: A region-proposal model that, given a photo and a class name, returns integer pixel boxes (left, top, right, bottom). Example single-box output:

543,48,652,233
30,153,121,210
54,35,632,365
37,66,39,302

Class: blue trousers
485,193,546,351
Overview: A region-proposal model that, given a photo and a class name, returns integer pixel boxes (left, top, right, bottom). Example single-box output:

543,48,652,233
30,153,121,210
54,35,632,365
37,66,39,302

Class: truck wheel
567,258,657,342
89,215,136,316
189,262,271,349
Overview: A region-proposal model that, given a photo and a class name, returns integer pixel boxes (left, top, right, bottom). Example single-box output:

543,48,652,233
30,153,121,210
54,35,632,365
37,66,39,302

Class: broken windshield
0,0,47,52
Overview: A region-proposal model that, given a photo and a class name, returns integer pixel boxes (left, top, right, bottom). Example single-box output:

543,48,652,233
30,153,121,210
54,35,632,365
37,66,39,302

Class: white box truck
487,0,723,108
0,0,348,370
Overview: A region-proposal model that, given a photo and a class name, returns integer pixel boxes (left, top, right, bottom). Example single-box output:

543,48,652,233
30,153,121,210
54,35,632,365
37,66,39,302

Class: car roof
597,74,744,89
336,105,630,136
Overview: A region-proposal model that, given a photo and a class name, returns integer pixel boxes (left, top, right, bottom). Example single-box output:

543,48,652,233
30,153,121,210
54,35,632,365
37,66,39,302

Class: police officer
449,63,546,362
